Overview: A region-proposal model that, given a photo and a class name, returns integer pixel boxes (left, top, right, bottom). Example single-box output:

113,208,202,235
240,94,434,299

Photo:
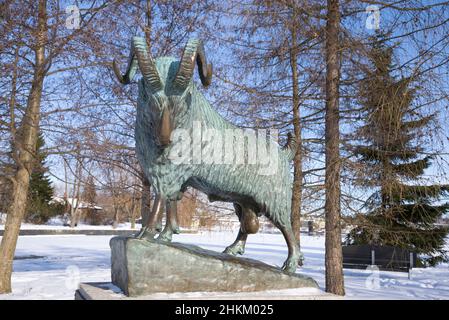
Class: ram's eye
185,92,192,106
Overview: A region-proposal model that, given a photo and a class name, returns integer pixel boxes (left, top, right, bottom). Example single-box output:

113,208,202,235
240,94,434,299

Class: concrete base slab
75,282,341,300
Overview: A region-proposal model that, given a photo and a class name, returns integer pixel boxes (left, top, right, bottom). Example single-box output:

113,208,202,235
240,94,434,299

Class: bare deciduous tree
324,0,344,296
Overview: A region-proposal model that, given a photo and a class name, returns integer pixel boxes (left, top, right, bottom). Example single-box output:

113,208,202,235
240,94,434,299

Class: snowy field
0,220,140,231
0,231,448,300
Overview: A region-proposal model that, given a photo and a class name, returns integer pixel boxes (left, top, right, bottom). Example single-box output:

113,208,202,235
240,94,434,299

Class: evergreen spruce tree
26,133,61,223
347,35,449,266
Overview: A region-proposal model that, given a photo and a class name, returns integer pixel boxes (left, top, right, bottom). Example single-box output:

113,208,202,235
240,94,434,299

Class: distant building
51,196,102,211
50,196,103,224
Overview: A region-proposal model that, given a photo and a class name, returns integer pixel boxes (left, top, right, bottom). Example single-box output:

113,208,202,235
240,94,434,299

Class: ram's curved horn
132,37,163,92
112,41,138,85
172,39,212,91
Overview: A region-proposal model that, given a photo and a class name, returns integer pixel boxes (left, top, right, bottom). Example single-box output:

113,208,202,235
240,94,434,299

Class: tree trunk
8,47,19,142
69,159,82,228
324,0,345,296
140,175,152,226
0,169,33,293
140,0,153,229
0,0,47,294
130,205,136,229
144,0,152,51
289,7,302,247
113,207,119,229
130,191,137,229
70,207,78,228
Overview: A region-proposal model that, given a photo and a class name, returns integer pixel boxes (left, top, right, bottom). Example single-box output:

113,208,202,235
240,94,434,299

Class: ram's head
113,37,212,147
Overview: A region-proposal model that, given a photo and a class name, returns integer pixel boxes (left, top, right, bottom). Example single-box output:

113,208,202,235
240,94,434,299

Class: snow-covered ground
0,220,141,231
0,231,448,300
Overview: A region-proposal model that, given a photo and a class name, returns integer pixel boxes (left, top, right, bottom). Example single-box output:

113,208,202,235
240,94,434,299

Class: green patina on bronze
113,37,301,272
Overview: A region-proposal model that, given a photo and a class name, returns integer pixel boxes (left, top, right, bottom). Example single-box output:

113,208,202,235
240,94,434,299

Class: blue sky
44,1,449,206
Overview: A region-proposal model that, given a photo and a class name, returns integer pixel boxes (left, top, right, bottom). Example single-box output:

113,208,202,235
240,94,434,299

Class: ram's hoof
281,257,299,274
156,230,173,242
135,227,156,241
298,251,305,266
223,242,245,256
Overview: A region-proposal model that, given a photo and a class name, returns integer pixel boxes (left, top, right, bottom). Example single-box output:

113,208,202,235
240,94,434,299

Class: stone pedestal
75,282,341,300
110,236,318,297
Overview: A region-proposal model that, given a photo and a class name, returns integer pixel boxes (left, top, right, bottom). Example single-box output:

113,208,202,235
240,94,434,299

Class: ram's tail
283,132,297,161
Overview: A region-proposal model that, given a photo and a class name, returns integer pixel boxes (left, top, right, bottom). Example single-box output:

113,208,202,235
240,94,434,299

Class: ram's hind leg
224,229,247,255
224,204,258,256
157,199,180,242
224,204,246,255
273,220,300,273
135,194,164,241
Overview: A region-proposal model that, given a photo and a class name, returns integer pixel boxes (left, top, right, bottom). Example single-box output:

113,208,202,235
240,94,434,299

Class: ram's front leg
156,199,180,242
155,203,164,232
135,194,164,241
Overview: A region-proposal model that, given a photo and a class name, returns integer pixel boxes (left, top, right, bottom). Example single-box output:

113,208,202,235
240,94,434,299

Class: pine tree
347,35,449,266
26,133,60,224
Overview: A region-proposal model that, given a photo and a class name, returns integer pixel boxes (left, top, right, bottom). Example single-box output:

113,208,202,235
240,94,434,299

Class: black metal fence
343,244,417,272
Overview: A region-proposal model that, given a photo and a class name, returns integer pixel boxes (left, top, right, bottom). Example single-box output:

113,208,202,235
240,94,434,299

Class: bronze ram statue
113,37,302,272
